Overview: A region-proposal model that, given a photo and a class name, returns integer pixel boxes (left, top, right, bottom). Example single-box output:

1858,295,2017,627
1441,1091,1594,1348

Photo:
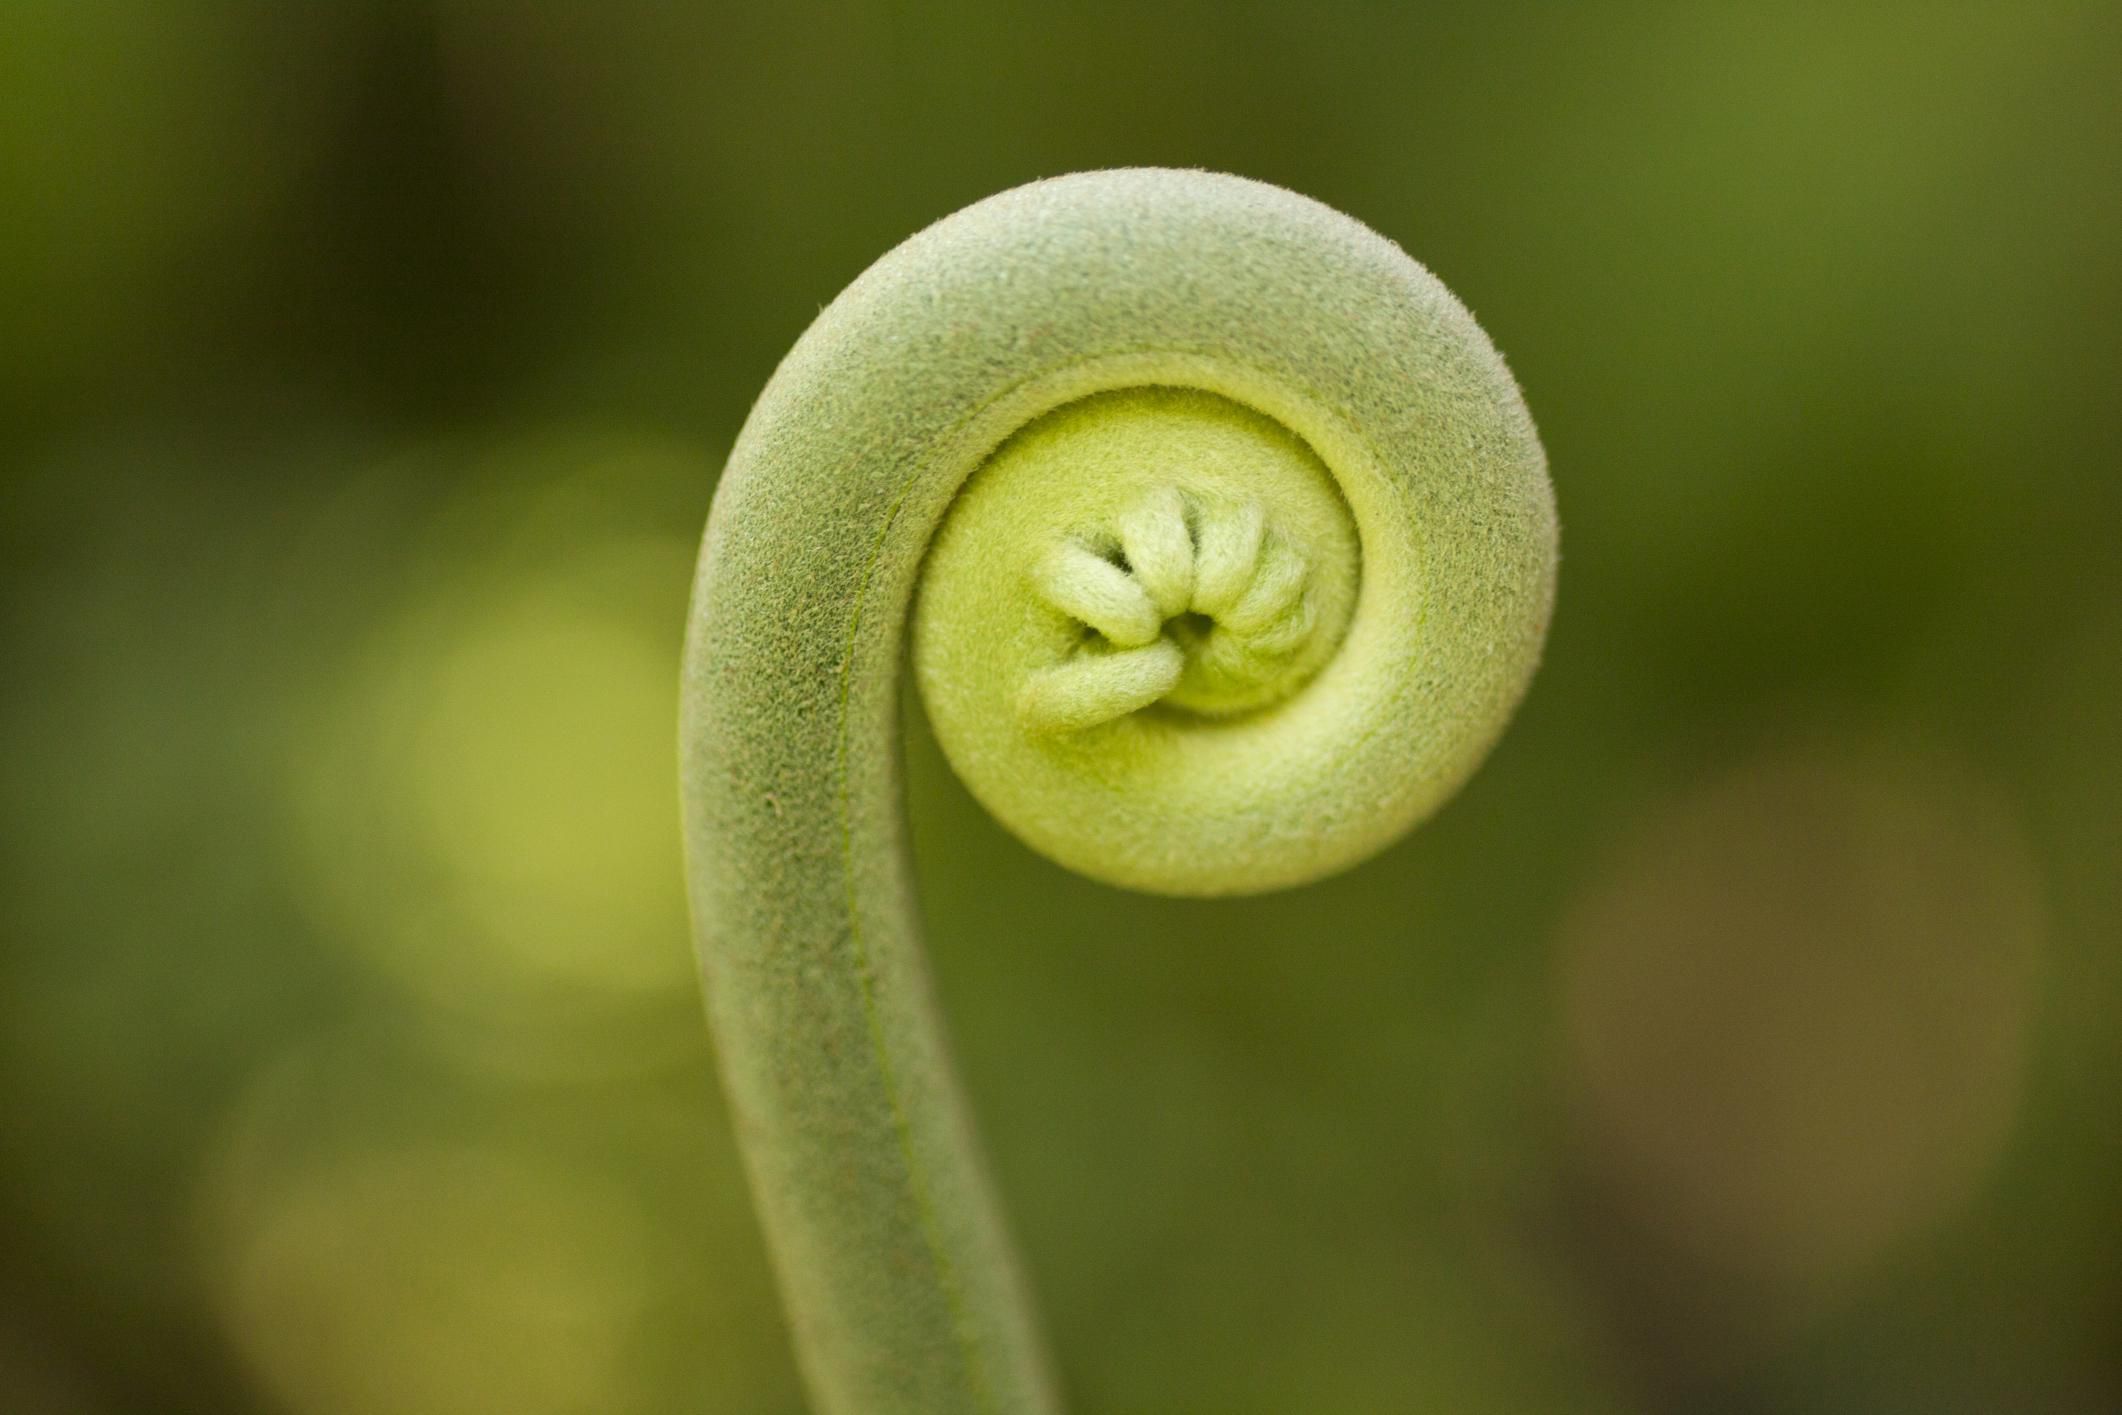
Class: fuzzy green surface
915,386,1364,889
681,169,1554,1415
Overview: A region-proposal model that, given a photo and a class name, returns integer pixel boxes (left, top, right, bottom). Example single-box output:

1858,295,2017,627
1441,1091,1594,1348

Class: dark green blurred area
3,2,2119,1411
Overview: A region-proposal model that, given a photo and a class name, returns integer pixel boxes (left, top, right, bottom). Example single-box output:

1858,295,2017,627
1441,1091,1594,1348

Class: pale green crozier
680,169,1556,1414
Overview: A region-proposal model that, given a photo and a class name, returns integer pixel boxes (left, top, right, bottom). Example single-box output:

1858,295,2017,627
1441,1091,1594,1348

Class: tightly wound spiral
681,169,1556,1415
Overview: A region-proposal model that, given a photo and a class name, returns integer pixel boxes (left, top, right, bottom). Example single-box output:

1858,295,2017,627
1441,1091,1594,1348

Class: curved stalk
680,168,1555,1414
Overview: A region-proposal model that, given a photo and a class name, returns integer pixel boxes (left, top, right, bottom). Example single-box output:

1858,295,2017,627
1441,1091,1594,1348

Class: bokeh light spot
401,588,684,992
281,443,703,1075
1557,740,2044,1290
213,1143,654,1415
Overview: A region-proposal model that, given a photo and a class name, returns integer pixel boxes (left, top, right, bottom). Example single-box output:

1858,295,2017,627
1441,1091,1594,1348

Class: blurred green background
3,2,2118,1411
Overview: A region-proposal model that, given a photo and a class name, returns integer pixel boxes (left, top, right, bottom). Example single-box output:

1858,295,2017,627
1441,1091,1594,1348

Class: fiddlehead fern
680,169,1555,1413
